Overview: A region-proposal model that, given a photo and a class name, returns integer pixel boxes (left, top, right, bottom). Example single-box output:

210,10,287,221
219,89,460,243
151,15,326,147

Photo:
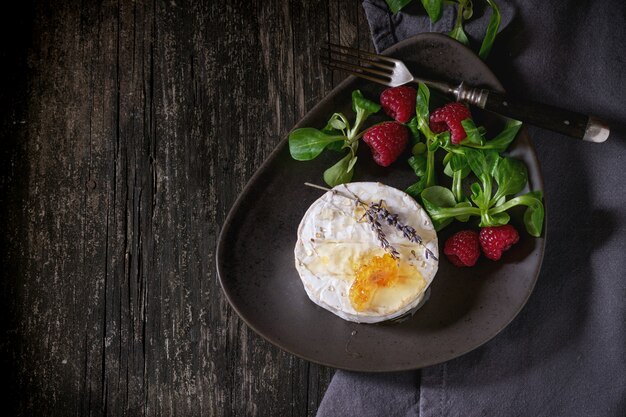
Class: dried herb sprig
304,183,439,261
367,201,438,261
361,203,400,260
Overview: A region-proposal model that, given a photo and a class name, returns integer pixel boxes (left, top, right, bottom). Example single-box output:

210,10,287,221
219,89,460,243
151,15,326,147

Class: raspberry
479,225,520,261
362,122,409,167
380,86,417,123
429,102,472,144
444,230,480,267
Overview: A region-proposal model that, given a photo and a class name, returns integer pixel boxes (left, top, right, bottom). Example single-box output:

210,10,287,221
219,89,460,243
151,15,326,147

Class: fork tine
321,53,393,78
323,46,395,71
327,42,396,64
323,60,393,86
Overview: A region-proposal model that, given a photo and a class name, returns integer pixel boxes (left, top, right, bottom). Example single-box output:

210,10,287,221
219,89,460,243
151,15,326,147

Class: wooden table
0,1,374,415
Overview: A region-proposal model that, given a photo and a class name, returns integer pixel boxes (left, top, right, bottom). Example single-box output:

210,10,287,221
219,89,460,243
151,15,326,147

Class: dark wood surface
0,1,374,415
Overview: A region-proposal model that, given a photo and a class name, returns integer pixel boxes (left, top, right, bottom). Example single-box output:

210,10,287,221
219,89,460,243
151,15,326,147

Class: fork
323,43,609,143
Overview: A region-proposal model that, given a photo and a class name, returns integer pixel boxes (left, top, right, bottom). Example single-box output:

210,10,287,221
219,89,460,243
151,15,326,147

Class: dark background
0,1,377,415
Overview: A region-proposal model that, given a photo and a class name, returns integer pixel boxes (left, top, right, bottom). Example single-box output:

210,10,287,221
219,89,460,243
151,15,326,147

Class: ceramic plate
216,33,545,371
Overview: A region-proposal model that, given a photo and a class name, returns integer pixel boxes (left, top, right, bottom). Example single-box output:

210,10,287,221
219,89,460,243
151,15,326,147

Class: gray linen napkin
317,1,626,416
363,0,515,53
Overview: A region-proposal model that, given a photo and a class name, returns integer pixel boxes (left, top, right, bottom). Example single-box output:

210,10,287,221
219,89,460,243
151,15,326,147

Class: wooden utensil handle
475,90,610,143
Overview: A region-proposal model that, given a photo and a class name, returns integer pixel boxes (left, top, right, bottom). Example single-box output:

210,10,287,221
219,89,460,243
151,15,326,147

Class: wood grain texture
0,0,375,416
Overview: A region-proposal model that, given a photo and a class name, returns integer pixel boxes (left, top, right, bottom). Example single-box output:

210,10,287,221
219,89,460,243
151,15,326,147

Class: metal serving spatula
323,43,610,143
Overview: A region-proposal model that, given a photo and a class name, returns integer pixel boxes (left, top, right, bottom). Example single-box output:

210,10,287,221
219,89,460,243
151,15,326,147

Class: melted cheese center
349,253,427,312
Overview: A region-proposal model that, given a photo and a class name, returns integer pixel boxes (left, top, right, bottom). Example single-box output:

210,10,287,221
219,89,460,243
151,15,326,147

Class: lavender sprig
368,201,438,261
304,183,439,262
362,204,400,259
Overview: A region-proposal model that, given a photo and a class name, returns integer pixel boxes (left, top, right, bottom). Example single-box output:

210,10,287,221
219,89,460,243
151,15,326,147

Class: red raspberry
362,122,409,167
380,86,417,123
429,102,472,144
479,225,520,261
444,230,480,267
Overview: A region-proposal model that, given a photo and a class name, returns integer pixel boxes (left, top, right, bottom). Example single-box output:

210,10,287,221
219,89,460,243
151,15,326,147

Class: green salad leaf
479,0,501,59
406,83,441,198
449,24,470,46
288,90,379,187
288,128,345,161
421,186,481,230
489,191,544,236
479,119,522,152
460,119,485,146
324,153,356,187
421,0,443,22
415,83,431,126
385,0,413,13
408,155,427,177
449,0,472,46
352,90,381,116
491,156,528,203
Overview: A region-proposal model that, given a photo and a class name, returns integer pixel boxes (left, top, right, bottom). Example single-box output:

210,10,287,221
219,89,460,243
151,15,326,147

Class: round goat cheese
294,182,438,323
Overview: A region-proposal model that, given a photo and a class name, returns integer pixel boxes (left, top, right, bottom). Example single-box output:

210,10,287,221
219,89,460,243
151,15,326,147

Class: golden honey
349,254,399,311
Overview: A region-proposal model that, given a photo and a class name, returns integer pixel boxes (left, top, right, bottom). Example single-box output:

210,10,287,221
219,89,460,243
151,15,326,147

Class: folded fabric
317,1,626,416
362,0,515,52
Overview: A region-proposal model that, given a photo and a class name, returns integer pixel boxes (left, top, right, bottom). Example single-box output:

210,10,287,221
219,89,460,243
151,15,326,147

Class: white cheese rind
294,182,438,323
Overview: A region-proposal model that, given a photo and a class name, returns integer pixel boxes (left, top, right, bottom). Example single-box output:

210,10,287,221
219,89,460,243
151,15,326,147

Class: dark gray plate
216,33,545,372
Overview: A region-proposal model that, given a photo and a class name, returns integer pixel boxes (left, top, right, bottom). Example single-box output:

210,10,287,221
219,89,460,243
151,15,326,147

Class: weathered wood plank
0,1,37,414
290,1,341,414
329,0,376,85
